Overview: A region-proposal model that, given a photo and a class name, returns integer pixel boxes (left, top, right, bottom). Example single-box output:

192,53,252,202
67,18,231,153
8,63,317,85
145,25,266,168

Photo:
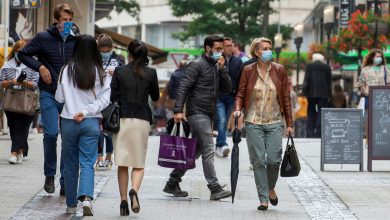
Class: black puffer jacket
173,55,232,119
18,24,80,94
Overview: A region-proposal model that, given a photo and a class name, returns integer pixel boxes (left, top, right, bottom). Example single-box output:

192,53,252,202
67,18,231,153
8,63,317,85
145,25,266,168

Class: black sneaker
209,184,232,200
44,176,55,193
60,187,65,196
163,181,188,197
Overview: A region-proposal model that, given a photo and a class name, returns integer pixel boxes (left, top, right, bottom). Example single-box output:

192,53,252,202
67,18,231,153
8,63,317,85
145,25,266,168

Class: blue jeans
61,118,100,207
215,95,234,148
40,90,64,186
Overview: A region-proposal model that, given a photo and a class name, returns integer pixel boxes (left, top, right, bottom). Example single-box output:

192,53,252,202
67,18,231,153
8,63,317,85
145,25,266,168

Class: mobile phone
17,71,27,82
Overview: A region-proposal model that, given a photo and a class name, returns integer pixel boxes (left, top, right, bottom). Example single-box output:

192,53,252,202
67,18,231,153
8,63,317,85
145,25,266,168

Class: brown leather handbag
3,89,38,115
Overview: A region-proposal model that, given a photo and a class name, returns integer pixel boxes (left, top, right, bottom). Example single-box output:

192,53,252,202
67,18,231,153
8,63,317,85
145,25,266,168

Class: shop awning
95,25,168,65
334,45,390,65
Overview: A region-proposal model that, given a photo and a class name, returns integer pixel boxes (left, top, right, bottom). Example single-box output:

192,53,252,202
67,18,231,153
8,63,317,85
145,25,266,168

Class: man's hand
74,112,85,123
174,113,184,123
217,56,225,70
39,65,52,84
286,127,294,136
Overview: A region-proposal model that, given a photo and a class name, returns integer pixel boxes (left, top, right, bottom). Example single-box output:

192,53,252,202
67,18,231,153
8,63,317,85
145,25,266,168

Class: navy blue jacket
18,24,80,94
221,55,243,97
167,67,186,100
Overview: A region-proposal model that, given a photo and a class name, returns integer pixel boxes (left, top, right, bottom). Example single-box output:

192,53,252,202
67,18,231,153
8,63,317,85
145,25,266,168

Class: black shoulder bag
92,86,120,135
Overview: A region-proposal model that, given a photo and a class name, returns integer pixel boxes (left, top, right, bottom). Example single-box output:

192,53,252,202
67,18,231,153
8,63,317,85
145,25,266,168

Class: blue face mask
60,21,73,39
261,50,273,62
374,57,382,66
101,51,113,61
211,51,222,61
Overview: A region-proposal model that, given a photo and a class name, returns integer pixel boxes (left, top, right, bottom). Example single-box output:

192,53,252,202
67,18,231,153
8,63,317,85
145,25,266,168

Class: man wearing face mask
214,37,243,158
18,4,80,195
163,35,233,201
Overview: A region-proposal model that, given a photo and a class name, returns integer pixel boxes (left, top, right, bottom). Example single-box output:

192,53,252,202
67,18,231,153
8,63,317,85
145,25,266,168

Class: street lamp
294,24,303,86
274,33,282,63
323,5,334,64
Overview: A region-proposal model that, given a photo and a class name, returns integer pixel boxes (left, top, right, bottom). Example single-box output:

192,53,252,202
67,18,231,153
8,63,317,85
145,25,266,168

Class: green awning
334,45,390,65
341,64,390,71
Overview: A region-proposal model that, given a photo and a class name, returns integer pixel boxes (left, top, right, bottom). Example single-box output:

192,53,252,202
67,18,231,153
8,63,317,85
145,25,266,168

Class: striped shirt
0,58,39,90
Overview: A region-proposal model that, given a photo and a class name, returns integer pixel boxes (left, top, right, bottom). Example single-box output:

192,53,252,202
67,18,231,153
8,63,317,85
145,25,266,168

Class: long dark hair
67,34,104,90
128,40,149,78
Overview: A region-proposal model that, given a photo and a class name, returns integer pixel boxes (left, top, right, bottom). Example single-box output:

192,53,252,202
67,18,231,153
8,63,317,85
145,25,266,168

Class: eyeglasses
212,48,224,53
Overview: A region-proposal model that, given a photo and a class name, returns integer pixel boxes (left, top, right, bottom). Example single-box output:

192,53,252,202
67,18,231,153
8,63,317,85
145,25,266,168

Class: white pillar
2,0,9,135
141,23,146,41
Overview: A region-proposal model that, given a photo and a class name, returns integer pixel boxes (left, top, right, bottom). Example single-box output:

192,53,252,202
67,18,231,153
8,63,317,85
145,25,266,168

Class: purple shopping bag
158,122,197,170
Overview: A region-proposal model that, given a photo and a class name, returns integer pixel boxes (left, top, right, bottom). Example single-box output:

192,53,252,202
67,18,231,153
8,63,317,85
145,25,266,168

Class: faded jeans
61,118,100,207
245,122,283,203
169,114,219,188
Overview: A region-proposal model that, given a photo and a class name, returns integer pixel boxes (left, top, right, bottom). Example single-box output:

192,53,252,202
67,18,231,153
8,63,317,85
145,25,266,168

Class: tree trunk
261,0,270,37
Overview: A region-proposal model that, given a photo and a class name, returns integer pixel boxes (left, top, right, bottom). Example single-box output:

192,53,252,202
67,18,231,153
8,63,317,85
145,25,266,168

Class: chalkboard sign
368,86,390,171
321,108,363,171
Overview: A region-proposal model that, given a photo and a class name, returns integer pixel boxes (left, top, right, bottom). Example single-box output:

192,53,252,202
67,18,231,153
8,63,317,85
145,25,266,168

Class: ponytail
128,40,149,78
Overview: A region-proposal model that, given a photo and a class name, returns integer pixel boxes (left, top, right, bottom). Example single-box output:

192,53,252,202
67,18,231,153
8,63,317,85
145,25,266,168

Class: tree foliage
97,0,140,18
169,0,293,46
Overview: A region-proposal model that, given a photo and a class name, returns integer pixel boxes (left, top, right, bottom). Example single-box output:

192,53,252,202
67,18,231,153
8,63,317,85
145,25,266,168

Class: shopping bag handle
170,121,185,137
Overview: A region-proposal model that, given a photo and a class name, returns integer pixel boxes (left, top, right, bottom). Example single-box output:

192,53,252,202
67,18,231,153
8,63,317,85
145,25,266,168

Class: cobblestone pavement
1,134,390,219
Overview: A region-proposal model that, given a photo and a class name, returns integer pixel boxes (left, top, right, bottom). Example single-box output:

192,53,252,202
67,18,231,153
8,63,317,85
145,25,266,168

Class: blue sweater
18,24,80,94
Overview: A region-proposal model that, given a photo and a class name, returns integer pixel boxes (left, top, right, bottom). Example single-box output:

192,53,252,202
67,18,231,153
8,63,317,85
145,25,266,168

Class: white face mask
373,57,382,66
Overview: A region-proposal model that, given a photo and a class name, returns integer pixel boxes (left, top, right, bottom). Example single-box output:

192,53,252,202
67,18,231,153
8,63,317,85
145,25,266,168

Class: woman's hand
74,112,85,123
232,111,241,118
286,127,294,136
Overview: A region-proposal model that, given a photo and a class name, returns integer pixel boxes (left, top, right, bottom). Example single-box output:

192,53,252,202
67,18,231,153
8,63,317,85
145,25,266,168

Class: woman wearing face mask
233,37,293,211
358,49,389,110
95,34,124,171
0,40,39,164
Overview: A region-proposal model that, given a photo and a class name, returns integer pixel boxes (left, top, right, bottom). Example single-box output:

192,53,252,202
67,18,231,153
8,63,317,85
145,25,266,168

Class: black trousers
306,97,328,138
5,110,34,155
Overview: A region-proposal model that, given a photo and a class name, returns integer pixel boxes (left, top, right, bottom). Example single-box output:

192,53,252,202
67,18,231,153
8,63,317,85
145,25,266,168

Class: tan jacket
234,62,293,127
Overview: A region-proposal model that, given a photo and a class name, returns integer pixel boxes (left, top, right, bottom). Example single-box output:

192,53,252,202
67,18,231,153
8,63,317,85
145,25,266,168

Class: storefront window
9,7,37,41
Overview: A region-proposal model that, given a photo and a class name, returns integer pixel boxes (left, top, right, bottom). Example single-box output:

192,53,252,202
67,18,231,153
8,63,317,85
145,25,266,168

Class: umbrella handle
234,115,239,129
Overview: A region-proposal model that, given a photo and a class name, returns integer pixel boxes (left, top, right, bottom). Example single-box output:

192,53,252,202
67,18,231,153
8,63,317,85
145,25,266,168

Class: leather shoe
257,205,268,210
269,196,278,206
44,176,55,193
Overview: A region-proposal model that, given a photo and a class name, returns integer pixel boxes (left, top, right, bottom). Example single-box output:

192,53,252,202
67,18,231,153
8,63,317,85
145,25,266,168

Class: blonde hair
249,37,273,58
6,40,26,61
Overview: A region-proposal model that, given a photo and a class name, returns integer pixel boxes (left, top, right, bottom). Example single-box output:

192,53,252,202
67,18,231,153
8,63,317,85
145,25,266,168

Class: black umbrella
231,115,241,203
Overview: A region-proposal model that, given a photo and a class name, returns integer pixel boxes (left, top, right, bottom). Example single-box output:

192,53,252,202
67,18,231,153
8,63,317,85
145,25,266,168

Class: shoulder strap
104,55,114,70
384,65,387,85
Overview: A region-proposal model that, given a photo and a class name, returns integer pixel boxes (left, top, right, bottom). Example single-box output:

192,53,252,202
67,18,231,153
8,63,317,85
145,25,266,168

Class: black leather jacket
173,55,232,119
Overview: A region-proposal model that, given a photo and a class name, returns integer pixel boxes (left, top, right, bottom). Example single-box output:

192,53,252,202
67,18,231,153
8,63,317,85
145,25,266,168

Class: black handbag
101,101,120,134
280,134,301,177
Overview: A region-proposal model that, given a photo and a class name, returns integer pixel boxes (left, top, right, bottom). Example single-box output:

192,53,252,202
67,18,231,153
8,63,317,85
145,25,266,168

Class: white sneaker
104,160,113,170
16,154,23,164
23,156,29,161
95,160,107,171
82,199,94,216
8,155,17,164
66,206,77,214
221,146,230,157
215,147,224,157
